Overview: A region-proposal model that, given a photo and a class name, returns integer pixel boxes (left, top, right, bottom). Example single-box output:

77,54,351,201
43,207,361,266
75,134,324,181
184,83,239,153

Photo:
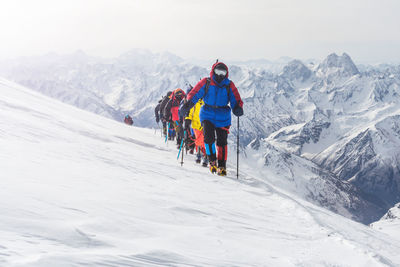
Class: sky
0,0,399,63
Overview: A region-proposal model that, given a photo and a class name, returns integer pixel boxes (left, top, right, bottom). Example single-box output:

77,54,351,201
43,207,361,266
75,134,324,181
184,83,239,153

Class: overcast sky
0,0,399,63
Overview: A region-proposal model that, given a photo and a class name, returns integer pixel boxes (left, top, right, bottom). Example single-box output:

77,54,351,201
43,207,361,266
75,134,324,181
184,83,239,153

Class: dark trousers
184,119,195,150
174,120,184,145
162,121,167,136
203,120,228,168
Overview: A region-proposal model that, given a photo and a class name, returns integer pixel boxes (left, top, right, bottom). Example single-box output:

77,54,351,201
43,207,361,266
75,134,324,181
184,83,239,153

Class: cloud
0,0,399,62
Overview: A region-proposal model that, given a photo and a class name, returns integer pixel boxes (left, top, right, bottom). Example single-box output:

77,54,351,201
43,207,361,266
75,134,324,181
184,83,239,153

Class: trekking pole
165,123,169,144
177,138,184,160
181,129,186,166
185,128,188,155
237,116,240,179
184,122,188,155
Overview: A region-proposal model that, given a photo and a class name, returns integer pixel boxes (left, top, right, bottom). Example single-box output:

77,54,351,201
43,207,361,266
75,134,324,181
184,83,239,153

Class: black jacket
159,95,171,120
154,99,162,122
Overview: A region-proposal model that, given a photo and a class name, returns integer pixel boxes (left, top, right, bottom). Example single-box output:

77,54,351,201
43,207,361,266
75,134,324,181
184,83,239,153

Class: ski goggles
214,68,227,76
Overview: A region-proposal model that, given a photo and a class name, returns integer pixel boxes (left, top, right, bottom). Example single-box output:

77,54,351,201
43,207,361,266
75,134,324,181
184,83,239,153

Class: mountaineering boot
209,160,217,174
217,167,227,176
195,153,201,164
202,156,208,167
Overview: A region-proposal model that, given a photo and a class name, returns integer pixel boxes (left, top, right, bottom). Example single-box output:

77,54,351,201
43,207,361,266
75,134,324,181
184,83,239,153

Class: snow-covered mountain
2,76,400,266
261,54,400,214
2,50,400,224
239,54,400,220
0,50,207,126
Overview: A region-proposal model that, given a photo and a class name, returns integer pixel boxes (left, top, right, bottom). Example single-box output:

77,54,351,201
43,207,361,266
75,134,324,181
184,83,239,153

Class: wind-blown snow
1,78,400,266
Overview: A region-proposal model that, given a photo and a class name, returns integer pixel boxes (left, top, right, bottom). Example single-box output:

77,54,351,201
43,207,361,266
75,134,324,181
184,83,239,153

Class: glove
232,105,243,117
156,116,160,123
180,100,195,117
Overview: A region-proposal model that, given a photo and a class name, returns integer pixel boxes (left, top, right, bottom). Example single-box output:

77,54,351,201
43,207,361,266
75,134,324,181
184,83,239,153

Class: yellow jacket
187,99,204,130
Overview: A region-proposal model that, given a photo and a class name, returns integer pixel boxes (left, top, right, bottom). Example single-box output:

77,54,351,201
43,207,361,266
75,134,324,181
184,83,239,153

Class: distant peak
280,59,312,81
159,51,184,63
318,52,359,76
287,59,306,67
326,53,339,61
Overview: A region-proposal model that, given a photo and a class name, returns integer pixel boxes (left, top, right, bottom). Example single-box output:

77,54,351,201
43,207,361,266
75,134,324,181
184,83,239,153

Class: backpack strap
202,78,211,100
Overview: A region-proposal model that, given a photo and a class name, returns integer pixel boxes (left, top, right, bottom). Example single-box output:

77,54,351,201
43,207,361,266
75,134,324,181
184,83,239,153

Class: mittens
232,105,243,117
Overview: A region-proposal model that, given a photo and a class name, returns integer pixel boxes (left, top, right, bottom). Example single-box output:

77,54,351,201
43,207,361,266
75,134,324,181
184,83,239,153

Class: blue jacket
187,62,243,128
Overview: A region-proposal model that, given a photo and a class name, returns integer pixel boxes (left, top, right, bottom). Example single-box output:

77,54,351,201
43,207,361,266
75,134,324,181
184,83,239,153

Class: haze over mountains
1,50,400,224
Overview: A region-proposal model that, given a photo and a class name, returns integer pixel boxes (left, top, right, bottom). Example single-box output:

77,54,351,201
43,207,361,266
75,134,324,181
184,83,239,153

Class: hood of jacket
210,62,229,84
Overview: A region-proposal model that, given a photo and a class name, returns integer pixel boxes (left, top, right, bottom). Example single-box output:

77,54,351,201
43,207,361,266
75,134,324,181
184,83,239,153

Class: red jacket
164,88,186,122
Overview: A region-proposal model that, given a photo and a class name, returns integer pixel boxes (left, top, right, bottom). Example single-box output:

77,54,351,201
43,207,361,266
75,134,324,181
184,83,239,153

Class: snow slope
1,80,400,266
371,203,400,242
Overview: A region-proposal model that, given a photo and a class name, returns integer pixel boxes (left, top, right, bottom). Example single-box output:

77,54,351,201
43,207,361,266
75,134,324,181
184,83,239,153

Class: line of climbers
154,61,244,176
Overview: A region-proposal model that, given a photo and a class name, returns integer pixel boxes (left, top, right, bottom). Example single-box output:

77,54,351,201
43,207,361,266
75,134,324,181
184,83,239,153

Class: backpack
202,78,231,104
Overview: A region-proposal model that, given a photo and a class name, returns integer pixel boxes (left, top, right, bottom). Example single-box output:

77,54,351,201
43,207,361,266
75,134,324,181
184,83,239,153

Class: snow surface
1,77,400,266
371,203,400,242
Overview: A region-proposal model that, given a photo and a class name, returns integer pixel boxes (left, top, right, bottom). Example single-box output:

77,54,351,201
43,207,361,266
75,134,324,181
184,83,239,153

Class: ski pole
237,116,240,179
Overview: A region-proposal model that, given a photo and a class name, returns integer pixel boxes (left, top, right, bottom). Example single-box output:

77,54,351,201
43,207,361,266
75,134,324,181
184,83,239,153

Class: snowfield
1,77,400,266
371,203,400,242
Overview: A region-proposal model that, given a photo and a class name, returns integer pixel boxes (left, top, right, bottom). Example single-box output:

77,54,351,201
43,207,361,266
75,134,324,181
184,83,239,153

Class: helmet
173,89,185,102
175,88,183,93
